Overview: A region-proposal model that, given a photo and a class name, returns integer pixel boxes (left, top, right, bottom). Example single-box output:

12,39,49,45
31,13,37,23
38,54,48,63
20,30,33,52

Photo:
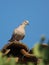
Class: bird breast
13,27,25,36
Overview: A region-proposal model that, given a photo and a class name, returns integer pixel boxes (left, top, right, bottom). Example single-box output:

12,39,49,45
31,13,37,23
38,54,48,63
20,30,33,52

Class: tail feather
8,34,15,42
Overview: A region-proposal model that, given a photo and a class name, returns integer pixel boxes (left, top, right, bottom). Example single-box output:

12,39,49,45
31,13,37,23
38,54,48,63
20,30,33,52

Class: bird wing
9,30,25,42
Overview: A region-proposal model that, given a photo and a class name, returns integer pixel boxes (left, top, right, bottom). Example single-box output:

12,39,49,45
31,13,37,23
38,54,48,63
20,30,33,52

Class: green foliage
27,62,34,65
33,43,43,58
0,37,49,65
40,35,46,42
0,52,35,65
38,59,45,65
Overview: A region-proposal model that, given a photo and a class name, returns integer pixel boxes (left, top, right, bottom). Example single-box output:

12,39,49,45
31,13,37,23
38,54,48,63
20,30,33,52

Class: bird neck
19,24,26,28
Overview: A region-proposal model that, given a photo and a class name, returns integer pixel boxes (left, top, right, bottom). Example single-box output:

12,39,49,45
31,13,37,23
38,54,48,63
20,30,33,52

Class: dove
9,20,29,42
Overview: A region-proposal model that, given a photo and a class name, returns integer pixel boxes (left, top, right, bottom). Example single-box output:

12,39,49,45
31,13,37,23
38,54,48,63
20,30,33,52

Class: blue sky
0,0,49,49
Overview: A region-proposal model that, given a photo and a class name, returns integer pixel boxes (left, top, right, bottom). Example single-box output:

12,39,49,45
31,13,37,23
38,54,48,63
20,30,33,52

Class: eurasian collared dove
9,20,29,42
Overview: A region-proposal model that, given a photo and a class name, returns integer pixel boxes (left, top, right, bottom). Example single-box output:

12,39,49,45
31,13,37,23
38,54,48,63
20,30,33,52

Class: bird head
20,20,29,28
23,20,29,25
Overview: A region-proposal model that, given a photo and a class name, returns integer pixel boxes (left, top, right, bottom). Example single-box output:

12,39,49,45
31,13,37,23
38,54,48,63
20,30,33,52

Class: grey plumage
9,20,29,42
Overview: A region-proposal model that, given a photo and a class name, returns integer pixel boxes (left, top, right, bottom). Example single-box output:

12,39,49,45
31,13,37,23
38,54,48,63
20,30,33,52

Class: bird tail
8,35,15,42
8,38,13,42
